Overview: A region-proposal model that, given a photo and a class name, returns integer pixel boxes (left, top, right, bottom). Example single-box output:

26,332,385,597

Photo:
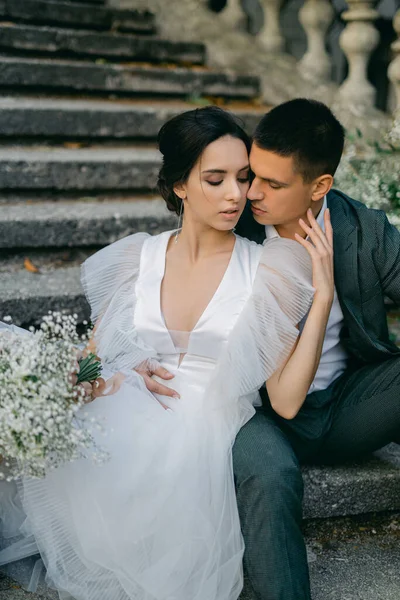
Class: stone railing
235,0,399,135
389,8,400,117
110,0,399,136
268,1,399,117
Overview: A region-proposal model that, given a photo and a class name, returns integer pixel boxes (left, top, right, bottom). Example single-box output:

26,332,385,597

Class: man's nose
247,180,263,201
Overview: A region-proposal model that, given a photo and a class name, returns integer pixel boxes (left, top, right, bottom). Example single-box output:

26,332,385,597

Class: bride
0,106,334,600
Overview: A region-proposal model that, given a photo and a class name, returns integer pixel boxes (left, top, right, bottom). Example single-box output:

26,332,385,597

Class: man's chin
252,212,269,225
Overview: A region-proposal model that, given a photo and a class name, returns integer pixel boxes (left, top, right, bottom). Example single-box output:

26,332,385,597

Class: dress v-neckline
158,230,238,337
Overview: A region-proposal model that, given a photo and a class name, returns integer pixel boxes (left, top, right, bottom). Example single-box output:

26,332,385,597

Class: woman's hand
69,349,105,403
295,208,334,306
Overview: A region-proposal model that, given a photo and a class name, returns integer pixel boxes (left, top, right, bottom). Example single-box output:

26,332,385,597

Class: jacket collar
327,190,365,330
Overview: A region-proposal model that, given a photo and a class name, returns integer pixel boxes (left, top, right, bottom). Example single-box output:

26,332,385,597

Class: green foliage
335,117,400,228
76,353,102,384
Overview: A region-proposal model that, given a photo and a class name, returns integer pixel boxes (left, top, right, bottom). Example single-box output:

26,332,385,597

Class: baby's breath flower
335,119,400,227
0,312,106,480
335,118,400,227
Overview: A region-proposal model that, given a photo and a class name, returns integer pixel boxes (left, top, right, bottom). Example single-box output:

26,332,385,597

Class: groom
141,98,400,599
233,98,400,600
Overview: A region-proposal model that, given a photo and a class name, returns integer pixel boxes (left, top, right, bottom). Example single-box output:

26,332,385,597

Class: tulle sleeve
81,233,158,373
206,237,314,427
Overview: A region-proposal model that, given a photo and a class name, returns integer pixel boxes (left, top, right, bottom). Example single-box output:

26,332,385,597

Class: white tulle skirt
0,367,245,600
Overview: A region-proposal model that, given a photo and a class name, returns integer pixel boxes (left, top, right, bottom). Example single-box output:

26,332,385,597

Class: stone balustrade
338,0,380,109
388,9,400,117
257,0,285,52
220,0,245,29
220,0,398,118
298,0,334,83
120,0,398,124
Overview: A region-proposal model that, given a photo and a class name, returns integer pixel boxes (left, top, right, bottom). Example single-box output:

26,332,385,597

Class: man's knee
233,412,302,499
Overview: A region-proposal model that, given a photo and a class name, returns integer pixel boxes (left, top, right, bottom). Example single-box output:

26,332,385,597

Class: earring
175,198,184,243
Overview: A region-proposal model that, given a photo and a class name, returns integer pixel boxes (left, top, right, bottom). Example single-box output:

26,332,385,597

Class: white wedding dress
0,231,313,600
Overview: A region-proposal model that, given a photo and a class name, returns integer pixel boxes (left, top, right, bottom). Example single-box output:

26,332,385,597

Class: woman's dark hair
254,98,345,182
157,106,251,215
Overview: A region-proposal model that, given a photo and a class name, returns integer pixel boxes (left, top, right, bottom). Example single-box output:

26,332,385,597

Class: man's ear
311,174,333,202
173,182,187,201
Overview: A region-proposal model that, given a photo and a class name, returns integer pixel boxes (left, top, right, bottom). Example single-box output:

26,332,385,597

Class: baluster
388,9,400,116
298,0,334,82
222,0,245,29
337,0,380,108
257,0,285,52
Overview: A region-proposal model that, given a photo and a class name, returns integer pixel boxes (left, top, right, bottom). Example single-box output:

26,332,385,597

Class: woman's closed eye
206,180,223,186
206,176,249,187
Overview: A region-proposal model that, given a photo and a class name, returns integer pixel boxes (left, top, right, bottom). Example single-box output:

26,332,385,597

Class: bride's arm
266,209,334,420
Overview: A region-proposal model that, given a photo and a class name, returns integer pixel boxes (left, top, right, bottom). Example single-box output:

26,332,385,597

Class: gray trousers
232,356,400,600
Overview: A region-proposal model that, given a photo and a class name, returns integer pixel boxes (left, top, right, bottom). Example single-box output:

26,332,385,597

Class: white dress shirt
264,196,349,394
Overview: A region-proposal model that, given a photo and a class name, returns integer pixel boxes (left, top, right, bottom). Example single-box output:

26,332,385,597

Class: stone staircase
0,1,399,599
0,0,264,326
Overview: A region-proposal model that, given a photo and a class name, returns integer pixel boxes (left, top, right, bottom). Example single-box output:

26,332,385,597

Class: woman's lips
220,209,239,219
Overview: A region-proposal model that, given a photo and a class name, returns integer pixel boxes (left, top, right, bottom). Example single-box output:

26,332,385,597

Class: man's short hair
253,99,345,182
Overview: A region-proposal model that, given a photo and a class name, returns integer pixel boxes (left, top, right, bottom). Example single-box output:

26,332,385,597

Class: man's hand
136,360,180,399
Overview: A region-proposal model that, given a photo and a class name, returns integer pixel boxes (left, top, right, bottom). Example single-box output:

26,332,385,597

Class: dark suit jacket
236,189,400,364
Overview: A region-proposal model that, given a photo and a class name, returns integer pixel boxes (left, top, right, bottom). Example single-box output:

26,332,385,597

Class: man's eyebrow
202,165,249,174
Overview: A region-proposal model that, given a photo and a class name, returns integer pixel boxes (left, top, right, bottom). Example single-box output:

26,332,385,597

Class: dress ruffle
81,232,158,378
0,233,313,600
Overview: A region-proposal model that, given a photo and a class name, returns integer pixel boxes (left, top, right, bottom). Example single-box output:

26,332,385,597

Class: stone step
2,226,400,328
304,510,400,600
0,97,263,139
1,460,400,600
0,146,161,190
0,0,156,34
3,518,400,600
0,24,206,65
50,0,105,3
0,57,260,99
302,444,400,520
0,197,175,248
51,0,105,3
0,265,87,325
3,514,400,600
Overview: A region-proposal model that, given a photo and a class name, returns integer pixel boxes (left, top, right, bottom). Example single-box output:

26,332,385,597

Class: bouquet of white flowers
0,312,105,481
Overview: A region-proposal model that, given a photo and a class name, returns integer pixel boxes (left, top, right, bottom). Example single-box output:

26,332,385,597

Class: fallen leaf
63,142,84,149
213,97,227,106
24,257,40,273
